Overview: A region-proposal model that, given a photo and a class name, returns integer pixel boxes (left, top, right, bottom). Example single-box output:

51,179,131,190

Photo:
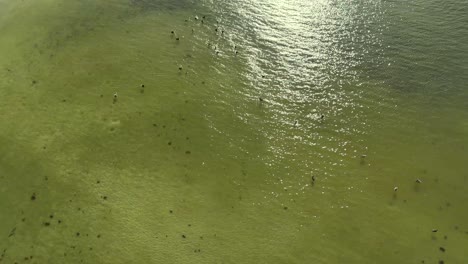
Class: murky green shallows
1,0,467,263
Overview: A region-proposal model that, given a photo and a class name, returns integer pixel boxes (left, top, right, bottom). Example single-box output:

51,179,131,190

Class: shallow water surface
0,0,467,263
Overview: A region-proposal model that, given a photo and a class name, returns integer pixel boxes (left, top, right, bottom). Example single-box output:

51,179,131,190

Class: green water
1,0,467,263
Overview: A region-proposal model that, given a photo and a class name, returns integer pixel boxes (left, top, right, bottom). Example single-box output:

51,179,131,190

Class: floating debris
416,178,422,183
439,247,445,252
393,186,399,192
432,229,438,233
113,92,118,104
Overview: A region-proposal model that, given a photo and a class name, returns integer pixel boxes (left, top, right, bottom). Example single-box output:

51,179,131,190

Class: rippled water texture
0,0,467,263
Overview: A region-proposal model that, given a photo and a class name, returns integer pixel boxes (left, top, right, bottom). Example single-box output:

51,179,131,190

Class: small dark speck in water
49,214,54,219
43,222,50,227
283,206,288,210
102,196,108,200
141,84,145,88
188,224,191,227
76,232,80,237
439,261,444,264
444,235,447,240
97,234,101,238
168,142,172,146
32,80,37,85
169,210,173,214
432,229,438,233
97,180,100,184
439,247,445,252
454,226,459,230
182,234,186,238
31,193,36,201
259,97,264,102
185,150,191,154
58,220,62,224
